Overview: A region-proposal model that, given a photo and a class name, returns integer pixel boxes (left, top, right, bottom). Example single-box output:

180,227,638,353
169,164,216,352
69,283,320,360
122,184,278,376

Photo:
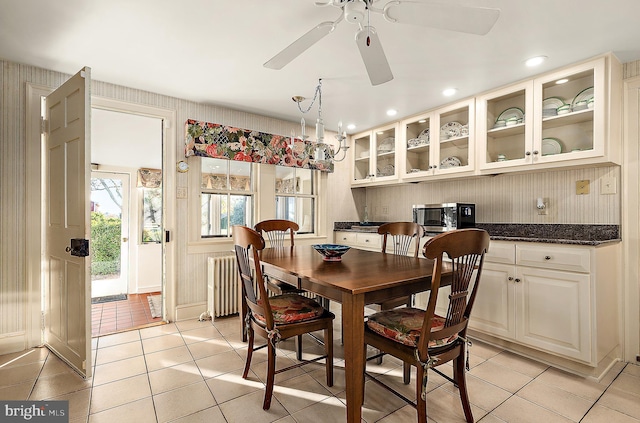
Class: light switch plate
601,176,617,194
576,180,590,195
177,187,187,199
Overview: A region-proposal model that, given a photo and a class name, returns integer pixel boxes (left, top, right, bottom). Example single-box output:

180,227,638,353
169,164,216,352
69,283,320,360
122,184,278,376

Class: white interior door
44,67,92,377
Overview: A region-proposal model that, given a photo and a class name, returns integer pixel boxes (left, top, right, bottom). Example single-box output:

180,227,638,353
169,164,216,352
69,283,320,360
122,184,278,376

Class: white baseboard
0,332,28,356
174,302,207,321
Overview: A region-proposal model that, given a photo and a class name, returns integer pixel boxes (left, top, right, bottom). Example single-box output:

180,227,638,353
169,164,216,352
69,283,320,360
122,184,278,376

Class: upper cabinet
350,54,621,187
352,122,398,186
477,56,621,173
400,99,475,181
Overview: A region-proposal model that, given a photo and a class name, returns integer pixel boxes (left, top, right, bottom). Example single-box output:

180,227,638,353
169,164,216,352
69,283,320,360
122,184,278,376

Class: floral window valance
185,119,334,172
137,168,162,188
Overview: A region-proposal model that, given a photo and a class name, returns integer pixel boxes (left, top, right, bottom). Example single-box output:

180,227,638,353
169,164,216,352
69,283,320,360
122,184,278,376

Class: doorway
90,107,164,336
90,171,130,300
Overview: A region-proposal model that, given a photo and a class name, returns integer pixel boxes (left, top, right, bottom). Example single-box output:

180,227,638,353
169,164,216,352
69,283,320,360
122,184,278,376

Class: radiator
207,255,240,318
206,254,317,318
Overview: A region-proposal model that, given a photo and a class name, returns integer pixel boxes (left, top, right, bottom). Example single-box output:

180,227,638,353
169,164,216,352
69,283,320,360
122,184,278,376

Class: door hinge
165,230,170,243
40,117,48,134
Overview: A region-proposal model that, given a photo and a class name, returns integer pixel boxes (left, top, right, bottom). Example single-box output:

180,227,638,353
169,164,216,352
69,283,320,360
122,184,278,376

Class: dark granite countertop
334,222,620,246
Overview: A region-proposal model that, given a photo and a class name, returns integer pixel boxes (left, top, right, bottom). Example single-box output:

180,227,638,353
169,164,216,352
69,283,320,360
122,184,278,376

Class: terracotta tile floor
2,304,639,423
91,292,162,337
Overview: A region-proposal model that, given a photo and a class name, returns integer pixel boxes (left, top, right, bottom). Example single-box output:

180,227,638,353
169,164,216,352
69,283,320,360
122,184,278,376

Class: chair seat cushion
366,307,458,348
255,294,325,325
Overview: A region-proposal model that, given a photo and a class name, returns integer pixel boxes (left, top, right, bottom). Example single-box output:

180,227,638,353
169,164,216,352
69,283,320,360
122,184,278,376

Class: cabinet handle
508,277,514,281
525,151,531,156
365,239,369,243
544,255,552,260
533,150,539,155
515,278,521,283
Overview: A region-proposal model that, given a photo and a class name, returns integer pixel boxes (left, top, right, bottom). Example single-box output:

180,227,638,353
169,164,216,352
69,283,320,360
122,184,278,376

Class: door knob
122,237,128,242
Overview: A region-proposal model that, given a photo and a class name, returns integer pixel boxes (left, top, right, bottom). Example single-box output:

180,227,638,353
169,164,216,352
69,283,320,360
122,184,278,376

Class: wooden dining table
258,245,450,423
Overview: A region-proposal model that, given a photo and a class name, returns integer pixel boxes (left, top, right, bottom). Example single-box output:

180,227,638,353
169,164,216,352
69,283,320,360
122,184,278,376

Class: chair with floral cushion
232,225,334,410
373,221,424,382
254,219,329,359
364,228,490,423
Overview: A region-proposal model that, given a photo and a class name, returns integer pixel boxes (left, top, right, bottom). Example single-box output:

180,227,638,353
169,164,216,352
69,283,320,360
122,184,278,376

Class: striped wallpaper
0,57,636,342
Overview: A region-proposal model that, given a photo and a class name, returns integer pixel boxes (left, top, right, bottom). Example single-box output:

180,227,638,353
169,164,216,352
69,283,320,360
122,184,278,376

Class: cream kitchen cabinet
476,54,622,173
351,122,399,187
468,240,620,370
334,231,382,251
400,99,476,181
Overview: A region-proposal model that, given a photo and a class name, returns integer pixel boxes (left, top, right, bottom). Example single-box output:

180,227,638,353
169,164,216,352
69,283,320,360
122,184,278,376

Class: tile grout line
577,362,628,422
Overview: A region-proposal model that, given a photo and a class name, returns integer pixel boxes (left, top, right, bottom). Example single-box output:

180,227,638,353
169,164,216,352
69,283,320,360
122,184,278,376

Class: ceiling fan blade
264,21,336,69
355,26,393,86
384,1,500,35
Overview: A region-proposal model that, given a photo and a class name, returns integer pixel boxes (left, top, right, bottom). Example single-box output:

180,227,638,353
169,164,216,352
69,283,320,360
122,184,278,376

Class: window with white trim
275,166,316,234
201,157,253,238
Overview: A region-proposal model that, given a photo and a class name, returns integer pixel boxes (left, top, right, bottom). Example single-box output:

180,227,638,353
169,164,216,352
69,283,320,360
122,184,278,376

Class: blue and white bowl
312,244,351,262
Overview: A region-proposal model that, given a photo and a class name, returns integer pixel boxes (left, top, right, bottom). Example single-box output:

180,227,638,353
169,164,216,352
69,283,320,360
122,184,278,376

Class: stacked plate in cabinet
493,107,524,128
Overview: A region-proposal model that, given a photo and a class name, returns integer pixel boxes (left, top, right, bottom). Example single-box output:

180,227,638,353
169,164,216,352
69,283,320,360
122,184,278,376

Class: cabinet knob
508,277,514,281
525,151,531,156
365,239,369,243
515,278,521,283
544,255,552,260
533,150,539,155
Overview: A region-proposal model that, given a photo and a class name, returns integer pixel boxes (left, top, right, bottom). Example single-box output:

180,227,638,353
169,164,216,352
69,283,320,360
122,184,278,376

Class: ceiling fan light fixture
525,56,547,67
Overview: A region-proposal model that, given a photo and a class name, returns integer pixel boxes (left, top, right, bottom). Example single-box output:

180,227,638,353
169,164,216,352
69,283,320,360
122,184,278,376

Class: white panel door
44,67,92,377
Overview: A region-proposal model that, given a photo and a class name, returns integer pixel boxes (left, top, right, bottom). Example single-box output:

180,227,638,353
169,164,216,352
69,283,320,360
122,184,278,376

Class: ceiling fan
264,0,501,86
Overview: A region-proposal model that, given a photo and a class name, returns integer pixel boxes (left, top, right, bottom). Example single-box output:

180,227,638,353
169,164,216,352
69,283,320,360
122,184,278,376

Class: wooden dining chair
233,225,335,410
377,221,425,309
373,221,424,381
364,228,490,423
255,219,328,359
254,219,302,295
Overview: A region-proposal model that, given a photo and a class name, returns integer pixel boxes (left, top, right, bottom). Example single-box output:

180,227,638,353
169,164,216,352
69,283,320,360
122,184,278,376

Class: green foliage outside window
90,211,121,276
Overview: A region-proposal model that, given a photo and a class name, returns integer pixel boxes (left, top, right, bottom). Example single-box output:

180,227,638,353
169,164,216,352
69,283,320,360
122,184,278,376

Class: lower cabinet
422,239,620,372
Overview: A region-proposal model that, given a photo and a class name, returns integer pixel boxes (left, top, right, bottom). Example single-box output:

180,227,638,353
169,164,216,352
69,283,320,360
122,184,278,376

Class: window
142,188,162,243
201,158,253,237
275,166,316,234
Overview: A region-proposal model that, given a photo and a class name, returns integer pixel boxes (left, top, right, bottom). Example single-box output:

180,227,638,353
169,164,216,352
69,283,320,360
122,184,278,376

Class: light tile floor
1,309,639,423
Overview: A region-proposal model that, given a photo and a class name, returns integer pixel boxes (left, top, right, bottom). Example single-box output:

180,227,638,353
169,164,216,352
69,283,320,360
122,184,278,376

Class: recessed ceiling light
555,78,569,84
525,56,547,67
442,88,457,97
418,119,427,123
347,124,356,130
386,109,397,116
377,131,384,135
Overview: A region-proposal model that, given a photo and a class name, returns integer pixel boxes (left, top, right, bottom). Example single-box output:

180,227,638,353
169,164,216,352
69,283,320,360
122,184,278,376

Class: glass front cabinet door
532,58,605,165
351,123,398,186
402,99,475,180
477,80,534,171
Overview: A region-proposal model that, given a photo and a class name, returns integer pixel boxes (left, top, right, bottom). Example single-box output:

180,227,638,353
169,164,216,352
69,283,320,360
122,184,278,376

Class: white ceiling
2,0,640,133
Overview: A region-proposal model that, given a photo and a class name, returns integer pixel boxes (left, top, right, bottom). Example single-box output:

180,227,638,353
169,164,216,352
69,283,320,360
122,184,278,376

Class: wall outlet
381,205,389,216
177,187,187,199
576,180,590,195
601,176,617,194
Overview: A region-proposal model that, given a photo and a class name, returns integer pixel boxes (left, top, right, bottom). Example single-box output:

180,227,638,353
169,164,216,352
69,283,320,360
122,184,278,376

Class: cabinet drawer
356,232,381,249
516,244,591,273
485,241,516,264
335,231,357,245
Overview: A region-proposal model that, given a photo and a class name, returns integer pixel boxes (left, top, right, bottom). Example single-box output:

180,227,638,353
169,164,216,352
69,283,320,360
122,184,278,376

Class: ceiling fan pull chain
366,2,371,46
